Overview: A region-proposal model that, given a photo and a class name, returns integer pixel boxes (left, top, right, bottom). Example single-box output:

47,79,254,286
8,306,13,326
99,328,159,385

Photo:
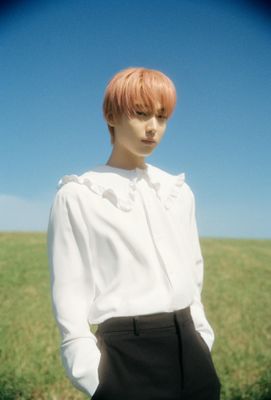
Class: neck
105,149,147,170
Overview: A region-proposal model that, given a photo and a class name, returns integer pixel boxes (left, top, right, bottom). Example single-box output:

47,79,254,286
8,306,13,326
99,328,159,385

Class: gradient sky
0,0,270,238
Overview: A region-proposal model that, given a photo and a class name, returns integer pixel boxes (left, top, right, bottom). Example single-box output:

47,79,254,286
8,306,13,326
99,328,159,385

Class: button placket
135,179,176,289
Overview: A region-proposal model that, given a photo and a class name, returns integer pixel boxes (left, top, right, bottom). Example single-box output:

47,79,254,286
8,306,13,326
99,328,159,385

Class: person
47,66,221,400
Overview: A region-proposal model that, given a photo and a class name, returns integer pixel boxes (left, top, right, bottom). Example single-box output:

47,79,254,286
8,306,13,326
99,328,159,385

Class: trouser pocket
181,320,221,398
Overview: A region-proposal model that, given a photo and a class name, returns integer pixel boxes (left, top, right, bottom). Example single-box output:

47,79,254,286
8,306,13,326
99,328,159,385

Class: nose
146,115,158,135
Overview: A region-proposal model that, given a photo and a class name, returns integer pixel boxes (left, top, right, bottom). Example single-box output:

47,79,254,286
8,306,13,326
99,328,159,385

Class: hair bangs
103,67,177,126
130,71,176,119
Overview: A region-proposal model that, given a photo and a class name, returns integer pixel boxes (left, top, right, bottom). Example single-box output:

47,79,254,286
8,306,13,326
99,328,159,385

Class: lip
141,139,156,144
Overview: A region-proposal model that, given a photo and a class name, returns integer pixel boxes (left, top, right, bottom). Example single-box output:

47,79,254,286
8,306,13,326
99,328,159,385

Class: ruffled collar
57,162,185,212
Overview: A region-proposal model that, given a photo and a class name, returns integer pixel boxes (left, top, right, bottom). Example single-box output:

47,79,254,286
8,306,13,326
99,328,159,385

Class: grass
0,233,270,399
201,238,271,400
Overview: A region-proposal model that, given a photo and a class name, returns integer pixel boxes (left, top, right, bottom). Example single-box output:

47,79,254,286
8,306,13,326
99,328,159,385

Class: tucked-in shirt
47,162,215,397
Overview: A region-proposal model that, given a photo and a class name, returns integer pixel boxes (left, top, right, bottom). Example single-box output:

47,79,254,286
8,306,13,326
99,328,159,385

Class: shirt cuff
190,302,215,352
61,337,101,396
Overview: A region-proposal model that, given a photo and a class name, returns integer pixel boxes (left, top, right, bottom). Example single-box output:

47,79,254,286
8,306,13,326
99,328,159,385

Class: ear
107,113,115,127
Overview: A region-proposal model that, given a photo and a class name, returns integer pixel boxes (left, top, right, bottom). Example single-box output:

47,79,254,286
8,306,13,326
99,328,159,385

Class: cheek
120,124,141,145
159,125,167,136
127,122,143,136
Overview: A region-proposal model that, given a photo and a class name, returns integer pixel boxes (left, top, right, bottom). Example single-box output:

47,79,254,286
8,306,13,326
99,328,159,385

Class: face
109,103,168,157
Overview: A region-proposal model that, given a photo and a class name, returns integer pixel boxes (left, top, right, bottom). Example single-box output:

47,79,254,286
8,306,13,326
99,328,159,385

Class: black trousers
92,306,221,400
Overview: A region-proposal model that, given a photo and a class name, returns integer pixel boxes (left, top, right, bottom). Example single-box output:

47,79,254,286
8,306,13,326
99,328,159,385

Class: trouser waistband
95,306,192,336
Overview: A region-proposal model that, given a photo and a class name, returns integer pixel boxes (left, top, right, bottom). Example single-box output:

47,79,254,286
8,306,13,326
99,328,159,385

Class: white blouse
47,162,215,397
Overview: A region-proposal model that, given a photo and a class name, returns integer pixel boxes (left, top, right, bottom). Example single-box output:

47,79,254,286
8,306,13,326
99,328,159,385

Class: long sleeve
47,186,101,397
188,189,215,352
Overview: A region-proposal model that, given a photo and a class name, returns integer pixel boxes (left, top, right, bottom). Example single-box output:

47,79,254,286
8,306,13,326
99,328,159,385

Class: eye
157,115,167,120
136,110,150,118
136,111,147,116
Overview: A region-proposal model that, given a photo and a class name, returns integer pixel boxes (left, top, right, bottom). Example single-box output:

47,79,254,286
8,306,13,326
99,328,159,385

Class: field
0,232,270,400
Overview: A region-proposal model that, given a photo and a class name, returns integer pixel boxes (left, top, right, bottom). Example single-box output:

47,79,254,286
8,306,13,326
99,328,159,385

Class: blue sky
0,0,270,238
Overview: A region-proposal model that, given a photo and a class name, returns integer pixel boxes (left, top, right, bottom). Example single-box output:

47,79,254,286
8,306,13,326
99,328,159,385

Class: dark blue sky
0,0,270,238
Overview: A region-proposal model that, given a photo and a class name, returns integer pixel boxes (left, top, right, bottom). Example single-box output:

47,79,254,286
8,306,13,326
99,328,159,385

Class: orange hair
103,67,177,144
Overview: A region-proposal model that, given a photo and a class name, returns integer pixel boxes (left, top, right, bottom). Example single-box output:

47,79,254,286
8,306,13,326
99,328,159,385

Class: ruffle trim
58,175,133,211
164,172,186,210
57,171,185,212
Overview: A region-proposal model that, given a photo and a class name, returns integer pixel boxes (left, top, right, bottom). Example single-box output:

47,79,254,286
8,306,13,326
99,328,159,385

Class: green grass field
0,232,270,400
